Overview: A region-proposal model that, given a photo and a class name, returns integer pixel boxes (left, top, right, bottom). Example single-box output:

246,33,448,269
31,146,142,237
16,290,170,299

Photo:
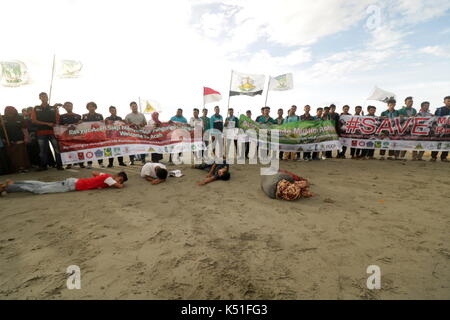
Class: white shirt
189,117,203,128
140,163,167,178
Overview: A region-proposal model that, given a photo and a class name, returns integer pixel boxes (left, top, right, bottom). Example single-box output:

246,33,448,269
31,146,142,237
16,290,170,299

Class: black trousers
431,151,448,160
108,157,125,165
361,149,375,157
350,148,362,157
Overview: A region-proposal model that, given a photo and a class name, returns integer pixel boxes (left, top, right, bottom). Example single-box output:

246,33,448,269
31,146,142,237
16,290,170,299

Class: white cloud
420,46,450,58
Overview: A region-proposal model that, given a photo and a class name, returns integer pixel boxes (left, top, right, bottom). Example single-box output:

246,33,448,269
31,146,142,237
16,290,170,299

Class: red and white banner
339,115,450,151
54,121,205,165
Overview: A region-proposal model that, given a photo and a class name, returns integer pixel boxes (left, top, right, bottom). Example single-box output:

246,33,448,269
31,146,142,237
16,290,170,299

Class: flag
0,60,29,87
141,98,161,114
367,86,396,103
203,87,222,104
57,60,83,78
269,73,293,91
229,71,265,97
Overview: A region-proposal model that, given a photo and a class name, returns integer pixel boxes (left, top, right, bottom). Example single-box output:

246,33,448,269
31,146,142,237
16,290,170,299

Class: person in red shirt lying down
0,171,127,196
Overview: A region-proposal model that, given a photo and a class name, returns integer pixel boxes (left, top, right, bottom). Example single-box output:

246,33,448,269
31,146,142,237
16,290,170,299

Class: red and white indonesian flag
203,87,222,104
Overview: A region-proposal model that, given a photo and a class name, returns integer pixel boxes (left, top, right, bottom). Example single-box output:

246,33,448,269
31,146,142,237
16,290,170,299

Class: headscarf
4,106,18,118
151,112,161,126
276,179,312,201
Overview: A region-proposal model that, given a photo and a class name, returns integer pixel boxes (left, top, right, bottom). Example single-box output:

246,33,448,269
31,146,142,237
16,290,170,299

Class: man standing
256,107,275,125
275,108,284,125
81,102,105,169
412,102,433,161
190,108,203,162
379,99,400,160
398,97,417,160
337,105,352,159
170,108,188,124
209,106,224,159
245,110,252,120
31,92,63,171
60,102,84,169
105,106,126,168
201,108,210,159
312,108,324,161
430,96,450,162
350,106,364,159
361,105,377,160
299,105,314,161
125,101,147,165
225,108,239,159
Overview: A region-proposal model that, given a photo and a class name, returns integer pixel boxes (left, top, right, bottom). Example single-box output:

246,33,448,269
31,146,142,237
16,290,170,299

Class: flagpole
138,96,142,113
264,76,270,107
48,54,56,104
227,70,233,109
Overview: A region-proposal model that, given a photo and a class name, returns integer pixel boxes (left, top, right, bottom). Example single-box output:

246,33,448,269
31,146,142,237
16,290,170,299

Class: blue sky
0,0,449,118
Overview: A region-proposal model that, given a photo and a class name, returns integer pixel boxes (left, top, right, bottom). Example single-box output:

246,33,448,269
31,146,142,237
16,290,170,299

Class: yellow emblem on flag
144,101,155,113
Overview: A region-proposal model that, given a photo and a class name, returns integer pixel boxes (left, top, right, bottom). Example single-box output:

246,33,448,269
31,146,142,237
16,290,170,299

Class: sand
0,154,449,300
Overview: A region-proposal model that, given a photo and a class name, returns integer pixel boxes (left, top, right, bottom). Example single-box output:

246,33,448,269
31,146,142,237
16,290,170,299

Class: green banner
238,115,340,150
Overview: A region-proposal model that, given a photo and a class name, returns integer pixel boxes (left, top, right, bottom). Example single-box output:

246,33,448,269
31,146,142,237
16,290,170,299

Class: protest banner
238,115,341,152
338,115,450,151
54,121,205,164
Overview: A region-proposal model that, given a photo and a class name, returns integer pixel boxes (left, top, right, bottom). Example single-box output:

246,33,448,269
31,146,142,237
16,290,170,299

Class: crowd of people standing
1,93,449,176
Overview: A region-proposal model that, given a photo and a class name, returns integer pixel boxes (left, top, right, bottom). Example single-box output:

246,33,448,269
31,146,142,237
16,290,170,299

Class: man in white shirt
189,108,204,162
125,101,147,165
140,162,168,185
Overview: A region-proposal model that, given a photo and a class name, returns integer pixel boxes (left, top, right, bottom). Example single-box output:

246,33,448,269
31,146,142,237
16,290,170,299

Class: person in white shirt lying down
140,162,168,185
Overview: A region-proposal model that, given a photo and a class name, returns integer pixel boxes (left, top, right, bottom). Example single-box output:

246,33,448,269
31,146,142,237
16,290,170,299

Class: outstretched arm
197,176,217,186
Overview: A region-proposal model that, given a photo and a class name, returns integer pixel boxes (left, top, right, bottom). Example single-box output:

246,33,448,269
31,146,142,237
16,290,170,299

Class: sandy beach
0,155,449,300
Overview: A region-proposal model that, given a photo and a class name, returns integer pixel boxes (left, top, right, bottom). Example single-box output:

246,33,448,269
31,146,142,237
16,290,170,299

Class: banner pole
138,96,142,113
227,70,233,109
48,54,56,105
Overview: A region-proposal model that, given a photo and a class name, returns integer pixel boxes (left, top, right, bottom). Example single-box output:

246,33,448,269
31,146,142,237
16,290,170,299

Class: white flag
141,98,161,114
269,73,293,91
229,71,265,97
367,86,396,103
0,60,29,87
57,60,83,78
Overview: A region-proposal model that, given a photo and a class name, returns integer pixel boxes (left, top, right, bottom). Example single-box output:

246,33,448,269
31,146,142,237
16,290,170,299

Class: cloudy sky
1,0,449,119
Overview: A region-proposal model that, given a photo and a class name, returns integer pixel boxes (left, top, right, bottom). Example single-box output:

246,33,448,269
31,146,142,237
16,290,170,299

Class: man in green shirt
380,99,400,160
398,97,417,160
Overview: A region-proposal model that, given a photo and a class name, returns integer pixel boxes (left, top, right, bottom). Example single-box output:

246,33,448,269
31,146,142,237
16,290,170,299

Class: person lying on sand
140,162,168,185
195,162,230,186
261,169,312,201
0,171,127,195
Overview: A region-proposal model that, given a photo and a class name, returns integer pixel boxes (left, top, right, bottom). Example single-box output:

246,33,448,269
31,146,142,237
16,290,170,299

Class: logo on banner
86,152,94,159
67,153,75,161
77,152,85,160
351,140,358,147
95,149,103,158
382,142,390,148
148,147,156,152
358,141,366,147
113,147,121,155
123,147,130,153
374,141,382,148
367,141,374,148
104,148,112,157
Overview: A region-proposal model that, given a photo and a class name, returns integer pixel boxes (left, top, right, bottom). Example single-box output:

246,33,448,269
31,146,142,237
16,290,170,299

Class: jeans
6,178,78,194
37,134,62,168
